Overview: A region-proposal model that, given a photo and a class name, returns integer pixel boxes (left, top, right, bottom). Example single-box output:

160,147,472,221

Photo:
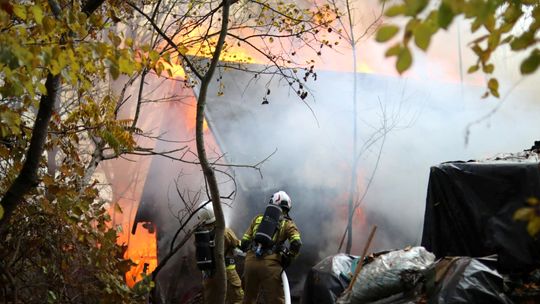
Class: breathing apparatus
194,201,216,271
253,191,292,257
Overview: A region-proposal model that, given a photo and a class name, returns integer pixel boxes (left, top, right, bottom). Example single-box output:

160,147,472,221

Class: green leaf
471,18,482,33
376,25,400,42
437,2,454,29
467,64,479,73
149,50,160,63
414,23,432,51
31,5,43,25
13,4,26,20
483,63,494,74
0,204,4,220
109,62,119,80
384,43,401,57
510,31,535,51
396,46,412,74
520,49,540,75
487,78,499,98
385,5,407,17
503,4,523,23
385,44,401,57
118,56,133,75
405,0,429,16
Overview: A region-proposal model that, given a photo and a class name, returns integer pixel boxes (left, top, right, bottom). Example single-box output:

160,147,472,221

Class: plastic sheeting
341,247,435,304
428,256,514,304
301,254,356,304
422,161,540,273
330,253,515,304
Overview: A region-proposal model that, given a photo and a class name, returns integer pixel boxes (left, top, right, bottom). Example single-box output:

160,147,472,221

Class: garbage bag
429,256,514,304
301,253,356,304
422,161,540,274
347,246,435,303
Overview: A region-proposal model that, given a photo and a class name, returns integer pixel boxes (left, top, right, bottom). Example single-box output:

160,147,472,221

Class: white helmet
271,191,292,211
197,201,216,224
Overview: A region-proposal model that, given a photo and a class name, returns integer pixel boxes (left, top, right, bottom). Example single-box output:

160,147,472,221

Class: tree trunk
345,0,358,254
0,73,60,229
0,0,107,229
194,0,231,302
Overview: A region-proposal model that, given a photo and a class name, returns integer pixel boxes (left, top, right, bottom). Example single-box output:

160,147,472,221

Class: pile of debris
302,246,540,304
302,156,540,304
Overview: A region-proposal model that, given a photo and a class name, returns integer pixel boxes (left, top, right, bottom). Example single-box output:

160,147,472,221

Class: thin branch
127,1,203,80
131,68,148,130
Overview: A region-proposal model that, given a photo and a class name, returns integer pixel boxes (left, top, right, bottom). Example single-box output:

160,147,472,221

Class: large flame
110,69,224,287
122,224,158,287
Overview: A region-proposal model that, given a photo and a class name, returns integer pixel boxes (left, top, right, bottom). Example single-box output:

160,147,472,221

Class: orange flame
123,225,158,287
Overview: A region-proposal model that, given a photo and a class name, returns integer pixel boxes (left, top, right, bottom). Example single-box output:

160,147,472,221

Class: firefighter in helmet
240,190,302,304
195,201,244,304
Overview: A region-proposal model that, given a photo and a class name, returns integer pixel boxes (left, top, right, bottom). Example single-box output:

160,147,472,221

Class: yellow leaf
149,50,160,63
109,62,119,80
37,82,47,94
31,5,43,25
527,197,539,206
13,4,26,20
118,56,133,75
154,61,164,77
0,204,4,220
527,216,540,236
513,207,534,221
376,25,400,43
42,16,56,32
114,202,123,214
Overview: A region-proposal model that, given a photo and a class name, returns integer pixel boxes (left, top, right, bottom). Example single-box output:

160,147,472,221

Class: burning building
104,54,540,302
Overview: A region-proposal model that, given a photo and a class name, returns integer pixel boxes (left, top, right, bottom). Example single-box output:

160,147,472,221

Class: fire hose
282,271,291,304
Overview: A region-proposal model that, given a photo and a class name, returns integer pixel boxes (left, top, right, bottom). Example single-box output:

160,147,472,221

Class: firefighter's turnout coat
241,214,302,304
202,227,244,304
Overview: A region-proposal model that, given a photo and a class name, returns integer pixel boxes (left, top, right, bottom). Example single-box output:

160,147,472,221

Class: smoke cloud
101,0,540,299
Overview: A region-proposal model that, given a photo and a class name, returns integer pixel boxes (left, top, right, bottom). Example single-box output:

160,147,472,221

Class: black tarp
301,254,356,304
428,256,514,304
421,161,540,273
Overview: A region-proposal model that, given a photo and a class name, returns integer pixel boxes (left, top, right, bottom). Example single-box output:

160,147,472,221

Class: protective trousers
242,253,284,304
203,269,244,304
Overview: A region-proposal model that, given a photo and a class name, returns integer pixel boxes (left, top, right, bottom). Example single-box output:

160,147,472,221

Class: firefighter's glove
280,252,293,269
240,239,250,253
290,240,302,256
233,247,246,257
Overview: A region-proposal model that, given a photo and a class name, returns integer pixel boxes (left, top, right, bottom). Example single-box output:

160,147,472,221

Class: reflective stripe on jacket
242,214,301,257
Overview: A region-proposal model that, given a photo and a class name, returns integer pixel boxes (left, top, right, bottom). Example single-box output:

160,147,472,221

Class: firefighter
240,190,302,304
195,201,244,304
